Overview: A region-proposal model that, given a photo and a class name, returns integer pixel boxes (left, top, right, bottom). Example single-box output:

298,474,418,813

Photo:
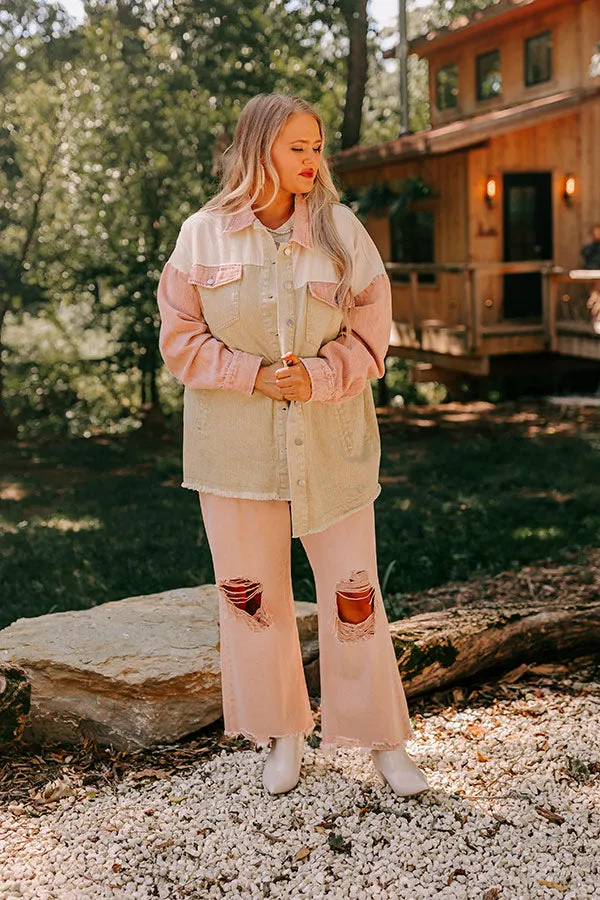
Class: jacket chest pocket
305,281,343,347
188,263,243,331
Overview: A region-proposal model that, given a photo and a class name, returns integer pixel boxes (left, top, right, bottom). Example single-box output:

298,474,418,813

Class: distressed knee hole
217,577,272,630
334,569,376,642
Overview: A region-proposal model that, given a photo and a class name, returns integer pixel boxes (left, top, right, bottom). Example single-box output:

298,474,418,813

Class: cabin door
502,173,553,319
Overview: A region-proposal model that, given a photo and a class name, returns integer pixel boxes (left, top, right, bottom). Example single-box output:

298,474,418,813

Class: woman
157,93,429,798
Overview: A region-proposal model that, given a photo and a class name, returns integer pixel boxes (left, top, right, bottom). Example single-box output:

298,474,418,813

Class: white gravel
1,680,599,900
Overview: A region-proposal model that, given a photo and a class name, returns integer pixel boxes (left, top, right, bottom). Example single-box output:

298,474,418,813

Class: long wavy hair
203,93,354,312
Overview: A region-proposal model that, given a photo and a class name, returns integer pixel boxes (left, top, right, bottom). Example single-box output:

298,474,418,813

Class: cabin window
436,63,458,110
476,50,502,101
389,209,436,284
525,31,552,86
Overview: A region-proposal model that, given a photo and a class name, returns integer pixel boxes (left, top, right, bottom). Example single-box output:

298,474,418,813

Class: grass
1,399,600,631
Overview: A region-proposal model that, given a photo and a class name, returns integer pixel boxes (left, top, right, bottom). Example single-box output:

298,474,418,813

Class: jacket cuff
301,357,334,402
225,350,264,396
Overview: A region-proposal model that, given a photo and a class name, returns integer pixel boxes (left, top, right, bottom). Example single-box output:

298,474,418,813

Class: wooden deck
386,263,600,375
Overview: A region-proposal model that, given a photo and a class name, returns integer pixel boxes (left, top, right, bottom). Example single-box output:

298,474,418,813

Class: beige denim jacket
156,192,392,537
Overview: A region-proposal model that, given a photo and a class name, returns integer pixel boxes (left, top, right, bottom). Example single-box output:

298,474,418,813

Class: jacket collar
223,192,313,249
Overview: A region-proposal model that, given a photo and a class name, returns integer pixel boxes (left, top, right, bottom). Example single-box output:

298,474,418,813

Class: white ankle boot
371,745,430,797
262,734,304,794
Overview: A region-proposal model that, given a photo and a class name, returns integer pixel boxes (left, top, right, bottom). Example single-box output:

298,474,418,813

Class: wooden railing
549,270,600,349
385,262,600,354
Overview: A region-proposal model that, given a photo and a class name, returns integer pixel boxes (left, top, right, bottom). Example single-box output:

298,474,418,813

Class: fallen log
390,598,600,697
304,554,600,697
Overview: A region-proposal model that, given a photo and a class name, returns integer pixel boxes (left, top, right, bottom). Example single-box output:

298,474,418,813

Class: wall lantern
485,176,497,208
563,174,576,206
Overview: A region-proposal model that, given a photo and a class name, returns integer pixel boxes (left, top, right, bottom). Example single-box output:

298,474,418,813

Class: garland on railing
340,176,435,220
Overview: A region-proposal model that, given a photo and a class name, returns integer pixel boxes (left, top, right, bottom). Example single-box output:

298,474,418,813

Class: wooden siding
582,0,600,90
335,0,600,375
426,0,590,129
467,109,584,327
581,99,600,233
342,153,468,328
341,99,600,331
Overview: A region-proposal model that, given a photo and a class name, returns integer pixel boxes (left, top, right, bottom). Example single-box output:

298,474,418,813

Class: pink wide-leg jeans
199,492,416,756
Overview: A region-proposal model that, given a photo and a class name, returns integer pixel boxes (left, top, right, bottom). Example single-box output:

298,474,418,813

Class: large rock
0,587,318,751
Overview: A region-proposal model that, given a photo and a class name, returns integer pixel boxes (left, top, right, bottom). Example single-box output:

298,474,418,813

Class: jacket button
284,246,291,256
295,438,303,445
284,280,293,290
297,478,306,486
206,278,215,285
287,318,294,327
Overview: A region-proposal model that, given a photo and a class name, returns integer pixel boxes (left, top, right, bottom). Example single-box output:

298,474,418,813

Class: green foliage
348,176,435,219
420,0,498,30
384,357,447,406
0,0,489,438
3,409,600,627
4,355,141,439
361,11,431,143
0,0,75,87
0,0,351,434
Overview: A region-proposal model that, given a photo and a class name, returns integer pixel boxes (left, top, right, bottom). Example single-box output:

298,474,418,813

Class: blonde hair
203,93,354,312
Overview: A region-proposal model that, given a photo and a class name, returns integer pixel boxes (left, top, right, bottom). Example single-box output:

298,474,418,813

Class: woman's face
268,113,323,196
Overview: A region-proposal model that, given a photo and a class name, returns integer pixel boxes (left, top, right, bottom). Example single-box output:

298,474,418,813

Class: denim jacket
156,192,392,536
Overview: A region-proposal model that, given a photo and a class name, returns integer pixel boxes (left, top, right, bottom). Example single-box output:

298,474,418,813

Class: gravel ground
1,660,599,900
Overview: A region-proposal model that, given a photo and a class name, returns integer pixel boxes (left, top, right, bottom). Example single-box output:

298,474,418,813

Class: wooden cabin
333,0,600,389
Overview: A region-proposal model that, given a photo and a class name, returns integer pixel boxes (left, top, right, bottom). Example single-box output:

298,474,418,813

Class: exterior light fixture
485,176,497,208
563,174,576,205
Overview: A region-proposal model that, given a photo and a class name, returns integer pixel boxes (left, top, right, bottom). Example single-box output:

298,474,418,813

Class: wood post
543,269,558,351
461,268,472,348
469,268,481,353
409,270,421,348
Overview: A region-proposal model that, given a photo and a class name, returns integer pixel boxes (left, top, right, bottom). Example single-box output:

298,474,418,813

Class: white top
265,212,294,246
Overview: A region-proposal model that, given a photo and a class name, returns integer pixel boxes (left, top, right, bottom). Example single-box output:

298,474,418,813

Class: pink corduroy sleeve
156,226,263,396
300,214,392,403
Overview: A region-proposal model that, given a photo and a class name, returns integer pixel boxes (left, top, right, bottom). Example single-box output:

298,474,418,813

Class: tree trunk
140,359,148,408
303,554,600,698
377,368,389,406
148,340,159,409
0,306,18,440
340,0,369,150
139,338,166,435
305,597,600,698
389,599,600,697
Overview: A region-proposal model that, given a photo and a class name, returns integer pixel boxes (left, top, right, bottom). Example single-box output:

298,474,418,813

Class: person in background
582,224,600,331
582,224,600,271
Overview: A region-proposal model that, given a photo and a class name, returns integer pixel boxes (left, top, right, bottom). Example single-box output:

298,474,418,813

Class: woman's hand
254,362,285,400
275,352,312,402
